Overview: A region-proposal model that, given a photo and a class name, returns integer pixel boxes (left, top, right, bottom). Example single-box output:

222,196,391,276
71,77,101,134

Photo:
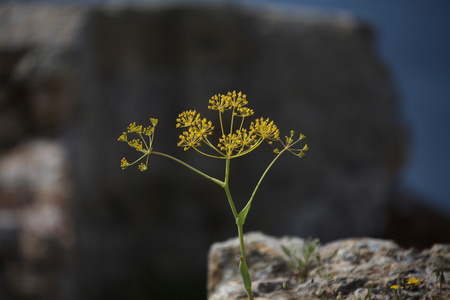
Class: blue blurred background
278,0,450,215
224,0,450,213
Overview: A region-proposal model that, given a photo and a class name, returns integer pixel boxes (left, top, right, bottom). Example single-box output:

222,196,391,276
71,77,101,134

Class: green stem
224,158,238,218
224,158,253,300
219,111,225,137
151,151,224,187
237,221,253,300
230,107,236,135
238,148,286,223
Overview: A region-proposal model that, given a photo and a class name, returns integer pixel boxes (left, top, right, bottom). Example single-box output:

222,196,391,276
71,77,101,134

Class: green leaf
237,203,251,225
281,245,292,258
239,258,252,291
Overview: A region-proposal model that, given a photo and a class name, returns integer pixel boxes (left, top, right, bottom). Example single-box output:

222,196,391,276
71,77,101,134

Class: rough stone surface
208,232,450,300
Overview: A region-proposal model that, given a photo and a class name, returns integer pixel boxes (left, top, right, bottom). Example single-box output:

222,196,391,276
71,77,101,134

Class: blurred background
0,0,449,300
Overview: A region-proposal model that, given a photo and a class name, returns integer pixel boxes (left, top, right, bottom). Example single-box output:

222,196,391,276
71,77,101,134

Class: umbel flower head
177,91,290,159
117,118,158,171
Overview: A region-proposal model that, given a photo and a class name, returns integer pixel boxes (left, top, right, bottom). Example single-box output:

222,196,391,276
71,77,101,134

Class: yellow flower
177,127,203,151
228,91,248,108
120,157,130,169
218,133,240,155
176,110,200,128
193,118,214,138
235,129,257,149
177,92,287,158
127,122,142,134
407,278,420,286
390,285,400,290
150,118,158,127
118,118,158,171
118,132,128,142
208,93,232,112
177,116,214,151
138,163,147,171
251,117,280,143
128,139,144,152
208,91,248,113
174,91,306,160
298,149,307,158
216,129,260,157
234,107,254,118
143,126,154,136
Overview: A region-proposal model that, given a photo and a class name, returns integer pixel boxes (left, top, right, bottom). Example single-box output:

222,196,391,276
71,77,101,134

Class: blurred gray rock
0,2,412,300
0,139,73,300
208,232,450,300
0,4,84,147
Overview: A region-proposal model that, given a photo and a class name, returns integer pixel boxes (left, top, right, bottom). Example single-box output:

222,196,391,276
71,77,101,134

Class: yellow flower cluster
176,110,200,128
117,118,158,171
176,111,214,151
118,91,308,171
250,118,280,143
390,277,421,293
177,91,281,159
207,91,248,112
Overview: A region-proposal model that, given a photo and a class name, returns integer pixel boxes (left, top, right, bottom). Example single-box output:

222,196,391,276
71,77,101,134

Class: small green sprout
282,238,320,282
366,286,373,300
433,269,448,299
436,269,445,290
117,91,308,300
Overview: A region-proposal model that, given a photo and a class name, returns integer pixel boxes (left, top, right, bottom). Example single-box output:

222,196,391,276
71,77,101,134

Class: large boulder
207,232,449,300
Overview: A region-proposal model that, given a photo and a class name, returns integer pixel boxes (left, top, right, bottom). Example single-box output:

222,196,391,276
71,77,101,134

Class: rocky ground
208,232,450,300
